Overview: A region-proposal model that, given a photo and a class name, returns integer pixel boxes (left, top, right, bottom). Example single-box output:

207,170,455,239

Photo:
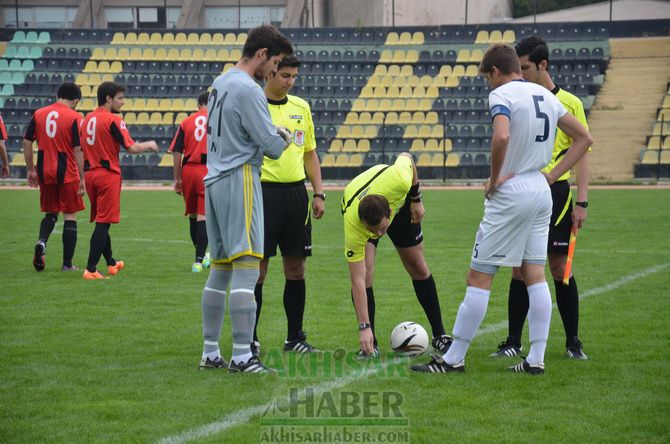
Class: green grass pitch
1,188,669,443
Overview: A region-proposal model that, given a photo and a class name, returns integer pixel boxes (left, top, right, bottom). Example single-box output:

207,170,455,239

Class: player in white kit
412,44,593,375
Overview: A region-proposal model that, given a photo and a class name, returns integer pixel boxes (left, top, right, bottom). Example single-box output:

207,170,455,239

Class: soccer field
1,187,669,443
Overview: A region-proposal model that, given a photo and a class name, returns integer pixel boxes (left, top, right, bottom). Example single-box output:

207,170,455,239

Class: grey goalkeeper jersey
204,68,286,186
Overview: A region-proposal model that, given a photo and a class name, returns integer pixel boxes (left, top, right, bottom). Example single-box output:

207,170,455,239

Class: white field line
158,262,670,444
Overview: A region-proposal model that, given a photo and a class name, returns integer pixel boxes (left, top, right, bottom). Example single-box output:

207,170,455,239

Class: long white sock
444,286,490,365
526,282,552,365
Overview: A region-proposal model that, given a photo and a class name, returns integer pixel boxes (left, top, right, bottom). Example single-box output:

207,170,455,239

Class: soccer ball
390,322,429,357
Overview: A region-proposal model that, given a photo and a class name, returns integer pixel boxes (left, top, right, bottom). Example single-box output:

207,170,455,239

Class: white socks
526,282,552,365
444,286,490,365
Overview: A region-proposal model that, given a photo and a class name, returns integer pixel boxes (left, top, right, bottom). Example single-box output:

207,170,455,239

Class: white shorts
471,172,552,272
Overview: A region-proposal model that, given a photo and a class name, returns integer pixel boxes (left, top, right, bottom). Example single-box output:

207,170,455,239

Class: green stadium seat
8,59,22,71
10,72,24,84
21,59,34,71
25,31,39,43
37,31,50,44
0,59,7,71
1,84,15,96
29,47,41,59
11,31,25,43
4,46,17,58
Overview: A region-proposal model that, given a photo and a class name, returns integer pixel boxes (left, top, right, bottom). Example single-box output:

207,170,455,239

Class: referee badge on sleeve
293,130,305,146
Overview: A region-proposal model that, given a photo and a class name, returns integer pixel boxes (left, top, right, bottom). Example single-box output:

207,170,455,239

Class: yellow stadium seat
200,33,212,45
425,112,438,124
133,98,146,111
411,139,425,151
425,139,439,152
224,33,237,45
335,154,349,167
104,48,117,60
445,153,459,166
211,33,224,45
83,61,97,73
426,86,439,99
418,99,432,111
187,33,200,45
356,112,370,124
166,48,178,60
358,140,371,152
158,99,172,111
431,125,444,138
153,48,166,60
192,48,205,61
80,85,94,97
365,76,380,88
116,47,130,60
136,112,150,124
342,139,357,152
475,30,489,44
374,99,388,111
380,75,394,87
158,153,173,167
111,32,125,44
438,65,452,77
661,150,670,163
137,33,150,44
349,153,363,167
184,99,197,110
360,86,374,98
202,49,216,61
344,112,358,125
150,32,163,45
386,32,399,45
445,76,460,87
452,65,466,77
10,153,26,166
404,125,418,138
457,49,470,63
393,76,407,88
647,136,661,150
391,50,405,64
337,126,351,138
161,113,174,125
396,86,410,98
374,65,387,76
124,32,137,44
469,49,484,63
412,32,425,45
658,109,670,122
652,123,670,136
411,112,425,124
390,99,404,111
236,33,247,45
385,112,399,125
372,112,385,124
416,125,431,138
91,48,105,60
387,65,401,76
97,61,110,73
146,100,159,112
109,61,122,73
405,76,419,87
350,126,365,139
223,63,234,73
230,49,242,60
161,33,174,45
174,33,187,45
502,30,516,43
400,65,413,76
101,73,114,82
379,50,393,63
82,98,96,110
432,76,446,88
386,86,400,98
406,50,419,63
88,74,101,85
180,49,192,60
663,136,670,150
398,32,412,45
128,47,142,60
662,96,670,108
216,49,230,61
123,113,136,124
329,139,343,152
489,30,503,43
432,153,446,167
397,111,412,125
641,150,659,164
418,75,432,88
322,153,335,167
364,126,377,138
351,99,366,112
417,153,432,166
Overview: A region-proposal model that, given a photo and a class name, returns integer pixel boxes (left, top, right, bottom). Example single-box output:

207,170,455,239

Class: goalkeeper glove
276,126,292,147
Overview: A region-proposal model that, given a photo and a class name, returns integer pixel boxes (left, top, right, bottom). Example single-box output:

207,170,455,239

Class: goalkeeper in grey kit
198,24,294,373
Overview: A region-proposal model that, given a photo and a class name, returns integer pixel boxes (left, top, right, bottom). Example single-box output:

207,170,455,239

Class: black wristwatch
575,201,588,208
358,322,371,331
313,193,326,201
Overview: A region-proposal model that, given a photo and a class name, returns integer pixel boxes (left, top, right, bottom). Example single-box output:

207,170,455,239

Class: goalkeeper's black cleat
508,359,544,375
566,337,588,360
33,241,46,272
431,334,453,354
411,354,465,373
284,331,321,353
228,356,277,374
199,356,229,369
489,336,523,358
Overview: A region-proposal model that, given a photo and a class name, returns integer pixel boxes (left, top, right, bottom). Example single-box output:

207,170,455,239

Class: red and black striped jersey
80,107,135,175
169,109,208,165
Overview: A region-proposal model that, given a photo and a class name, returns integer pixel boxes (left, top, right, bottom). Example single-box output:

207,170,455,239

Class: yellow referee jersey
341,155,414,262
261,94,316,183
542,86,590,181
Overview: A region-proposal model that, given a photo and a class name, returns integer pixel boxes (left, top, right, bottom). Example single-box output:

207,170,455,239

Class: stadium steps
587,37,670,182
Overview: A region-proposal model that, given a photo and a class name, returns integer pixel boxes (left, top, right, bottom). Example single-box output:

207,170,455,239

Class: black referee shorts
548,180,573,255
368,196,424,250
262,181,312,258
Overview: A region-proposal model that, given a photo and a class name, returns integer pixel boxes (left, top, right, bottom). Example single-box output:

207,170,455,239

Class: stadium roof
511,0,670,22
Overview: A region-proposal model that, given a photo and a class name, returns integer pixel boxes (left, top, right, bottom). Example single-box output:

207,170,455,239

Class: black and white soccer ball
390,322,429,357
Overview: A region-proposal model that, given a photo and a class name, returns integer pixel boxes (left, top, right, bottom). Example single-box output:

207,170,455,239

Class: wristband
358,322,372,331
313,193,326,201
410,193,422,203
409,182,421,198
575,201,588,208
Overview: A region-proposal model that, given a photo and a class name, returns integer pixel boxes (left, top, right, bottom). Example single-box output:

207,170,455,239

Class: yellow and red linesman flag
563,225,579,285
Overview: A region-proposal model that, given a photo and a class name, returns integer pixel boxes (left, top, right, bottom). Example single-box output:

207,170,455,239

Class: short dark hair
479,44,521,76
197,91,209,107
97,81,126,106
515,35,549,66
242,24,293,59
57,82,81,101
278,54,301,70
358,195,390,227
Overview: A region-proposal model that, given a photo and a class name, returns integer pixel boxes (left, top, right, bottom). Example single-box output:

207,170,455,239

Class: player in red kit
80,81,158,280
23,82,85,271
0,114,9,178
169,91,211,272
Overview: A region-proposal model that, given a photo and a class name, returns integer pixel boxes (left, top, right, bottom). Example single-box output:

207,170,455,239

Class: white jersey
489,80,567,178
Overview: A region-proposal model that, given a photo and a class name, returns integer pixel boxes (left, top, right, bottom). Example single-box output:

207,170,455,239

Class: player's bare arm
485,114,513,199
349,260,374,354
572,152,589,228
547,114,593,184
22,138,37,187
304,150,325,219
0,141,9,178
126,140,159,154
172,151,183,194
73,145,86,196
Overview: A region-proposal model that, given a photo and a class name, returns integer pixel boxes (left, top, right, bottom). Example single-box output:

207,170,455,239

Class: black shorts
548,180,573,254
262,181,312,258
368,196,424,249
